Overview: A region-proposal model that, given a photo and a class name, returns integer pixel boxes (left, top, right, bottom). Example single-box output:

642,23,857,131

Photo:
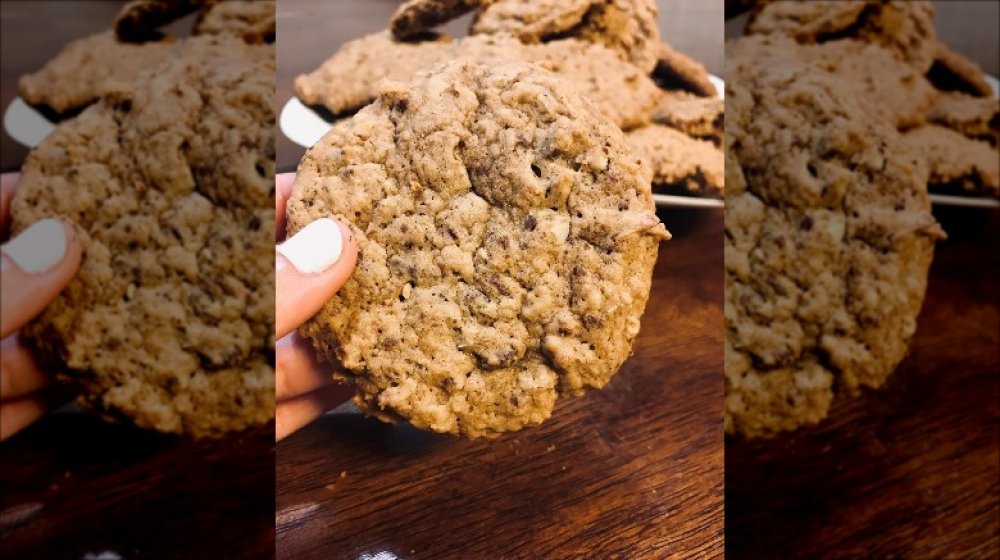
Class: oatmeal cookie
651,41,717,98
902,125,1000,196
747,0,937,73
114,0,206,42
11,36,276,438
470,0,661,72
194,0,276,43
724,37,944,438
18,31,180,115
927,93,999,146
294,32,662,130
626,124,724,197
391,0,482,40
651,90,724,145
927,42,996,98
287,61,668,438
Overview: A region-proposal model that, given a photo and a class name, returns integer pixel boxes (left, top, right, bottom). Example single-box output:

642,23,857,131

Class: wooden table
277,208,725,559
0,3,275,558
724,5,1000,556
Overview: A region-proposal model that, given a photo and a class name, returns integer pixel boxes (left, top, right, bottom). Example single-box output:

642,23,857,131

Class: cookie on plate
295,32,662,130
194,0,276,43
626,124,724,197
902,125,1000,196
11,36,276,438
114,0,205,42
471,0,661,72
651,41,718,98
927,93,999,146
287,60,669,438
18,31,180,115
651,90,724,145
747,0,937,73
391,0,481,40
927,41,996,98
724,37,945,438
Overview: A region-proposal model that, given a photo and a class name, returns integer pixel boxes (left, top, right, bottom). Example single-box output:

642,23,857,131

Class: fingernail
1,218,68,274
277,218,343,274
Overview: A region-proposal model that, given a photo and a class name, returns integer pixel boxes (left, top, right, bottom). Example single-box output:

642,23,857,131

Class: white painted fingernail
1,218,68,274
277,218,343,274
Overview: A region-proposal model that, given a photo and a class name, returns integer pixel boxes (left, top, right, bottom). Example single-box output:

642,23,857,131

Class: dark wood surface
0,3,276,558
725,206,1000,560
276,0,723,170
276,209,725,559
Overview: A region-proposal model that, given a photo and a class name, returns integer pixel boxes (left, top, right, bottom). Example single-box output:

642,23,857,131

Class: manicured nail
277,218,343,274
1,218,68,274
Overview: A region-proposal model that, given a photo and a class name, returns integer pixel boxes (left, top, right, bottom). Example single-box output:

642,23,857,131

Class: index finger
1,172,20,239
276,172,295,242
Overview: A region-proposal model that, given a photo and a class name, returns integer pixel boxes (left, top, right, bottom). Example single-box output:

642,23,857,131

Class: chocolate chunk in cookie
287,61,668,438
12,36,276,438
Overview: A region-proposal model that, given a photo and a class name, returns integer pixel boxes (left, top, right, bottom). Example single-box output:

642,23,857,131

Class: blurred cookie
295,32,662,129
114,0,205,42
651,91,724,145
390,0,481,39
725,38,944,438
927,42,996,98
11,37,276,438
626,124,724,197
471,0,661,72
747,0,937,73
902,125,999,196
651,42,717,98
927,93,999,145
194,0,276,43
18,31,179,115
287,61,668,438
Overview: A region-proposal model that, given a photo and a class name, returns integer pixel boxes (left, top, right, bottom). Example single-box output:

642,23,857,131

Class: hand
275,172,358,441
1,173,82,440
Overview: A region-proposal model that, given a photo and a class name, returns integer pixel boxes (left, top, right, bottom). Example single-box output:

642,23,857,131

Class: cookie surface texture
724,37,945,438
11,36,276,438
287,61,669,438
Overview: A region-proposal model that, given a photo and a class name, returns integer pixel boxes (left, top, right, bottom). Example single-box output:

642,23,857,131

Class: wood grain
726,208,1000,559
276,209,725,559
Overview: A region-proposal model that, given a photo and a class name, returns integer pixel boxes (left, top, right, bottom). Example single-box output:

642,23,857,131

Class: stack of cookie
743,0,999,198
12,1,278,438
294,0,726,198
724,0,995,439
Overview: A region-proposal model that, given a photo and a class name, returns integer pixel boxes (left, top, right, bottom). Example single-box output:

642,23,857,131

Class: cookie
295,32,662,130
724,37,945,438
651,90,724,145
927,41,996,98
626,124,724,197
18,31,180,115
651,42,717,98
194,0,276,43
390,0,481,40
470,0,661,73
927,93,999,146
11,36,276,438
729,36,936,129
902,125,1000,196
114,0,205,42
747,0,937,73
287,61,669,438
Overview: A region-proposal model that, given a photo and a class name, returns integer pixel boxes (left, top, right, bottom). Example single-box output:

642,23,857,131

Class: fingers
1,218,82,339
275,218,357,339
276,332,343,401
275,172,295,241
0,395,50,441
275,383,353,442
1,172,19,238
0,335,52,400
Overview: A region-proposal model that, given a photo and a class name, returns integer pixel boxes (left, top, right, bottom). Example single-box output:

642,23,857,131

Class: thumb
275,217,357,339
